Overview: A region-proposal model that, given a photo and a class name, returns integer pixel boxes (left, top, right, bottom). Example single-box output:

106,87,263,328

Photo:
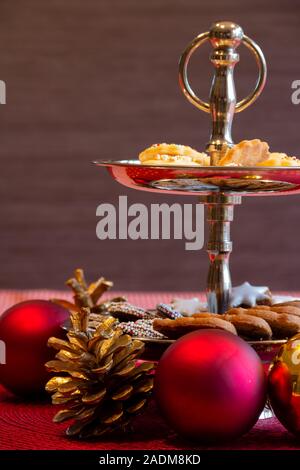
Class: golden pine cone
45,307,155,438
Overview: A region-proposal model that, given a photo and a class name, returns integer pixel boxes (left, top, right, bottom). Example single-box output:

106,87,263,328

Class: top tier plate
95,160,300,197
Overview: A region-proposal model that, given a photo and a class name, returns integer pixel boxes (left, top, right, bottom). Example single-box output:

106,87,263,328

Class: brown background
0,0,300,291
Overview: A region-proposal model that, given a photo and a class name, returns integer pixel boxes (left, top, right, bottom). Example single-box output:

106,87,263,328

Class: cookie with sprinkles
118,319,165,339
156,303,182,320
107,302,152,321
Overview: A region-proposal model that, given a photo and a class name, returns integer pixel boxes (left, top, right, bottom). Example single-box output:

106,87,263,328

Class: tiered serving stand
96,23,300,421
95,21,300,316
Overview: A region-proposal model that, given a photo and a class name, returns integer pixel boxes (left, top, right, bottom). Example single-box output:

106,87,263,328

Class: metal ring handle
179,33,267,113
235,35,267,112
178,32,210,112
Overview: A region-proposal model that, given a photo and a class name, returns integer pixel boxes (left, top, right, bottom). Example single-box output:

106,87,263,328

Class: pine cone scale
81,388,106,404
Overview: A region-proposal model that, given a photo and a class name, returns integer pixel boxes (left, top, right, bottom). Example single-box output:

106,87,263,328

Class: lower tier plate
138,337,286,362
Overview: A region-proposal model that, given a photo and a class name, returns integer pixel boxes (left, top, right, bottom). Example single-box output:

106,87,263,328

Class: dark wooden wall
0,0,300,291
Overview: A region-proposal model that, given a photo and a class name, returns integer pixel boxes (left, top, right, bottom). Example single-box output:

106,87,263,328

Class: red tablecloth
0,290,300,450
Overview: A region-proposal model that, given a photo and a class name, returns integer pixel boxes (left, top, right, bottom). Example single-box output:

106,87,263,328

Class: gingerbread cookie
270,305,300,317
251,305,271,310
273,301,300,309
222,313,272,340
153,316,237,339
193,311,272,340
229,307,300,338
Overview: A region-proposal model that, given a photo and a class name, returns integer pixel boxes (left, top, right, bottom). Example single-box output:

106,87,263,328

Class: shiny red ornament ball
0,300,69,397
154,329,266,442
268,334,300,436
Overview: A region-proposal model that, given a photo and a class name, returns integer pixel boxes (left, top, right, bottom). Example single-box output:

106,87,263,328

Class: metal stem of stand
199,194,241,313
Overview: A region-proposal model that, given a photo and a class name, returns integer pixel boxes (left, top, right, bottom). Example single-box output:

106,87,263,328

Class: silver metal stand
179,21,266,312
96,21,287,419
98,21,268,315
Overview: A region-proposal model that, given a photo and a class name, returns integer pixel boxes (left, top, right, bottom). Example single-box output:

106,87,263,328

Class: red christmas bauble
268,334,300,436
0,300,69,397
154,329,266,442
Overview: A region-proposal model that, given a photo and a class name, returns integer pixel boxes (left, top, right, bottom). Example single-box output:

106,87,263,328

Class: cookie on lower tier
153,316,237,339
270,305,300,317
192,312,272,340
227,307,300,338
107,302,152,321
273,301,300,309
223,313,272,340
